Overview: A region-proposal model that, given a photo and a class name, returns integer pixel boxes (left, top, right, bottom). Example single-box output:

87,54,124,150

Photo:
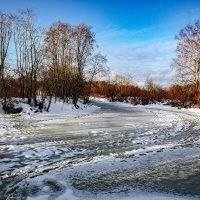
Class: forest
0,9,200,113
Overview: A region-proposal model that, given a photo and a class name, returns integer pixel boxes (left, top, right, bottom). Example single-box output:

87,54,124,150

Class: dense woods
0,9,200,113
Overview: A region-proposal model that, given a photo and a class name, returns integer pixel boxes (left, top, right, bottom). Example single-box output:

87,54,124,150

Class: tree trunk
46,96,52,112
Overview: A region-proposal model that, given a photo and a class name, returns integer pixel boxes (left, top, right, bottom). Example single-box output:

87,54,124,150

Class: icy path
0,101,200,200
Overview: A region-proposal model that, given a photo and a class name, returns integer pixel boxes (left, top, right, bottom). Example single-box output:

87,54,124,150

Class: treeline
4,74,198,109
0,9,108,111
91,80,199,108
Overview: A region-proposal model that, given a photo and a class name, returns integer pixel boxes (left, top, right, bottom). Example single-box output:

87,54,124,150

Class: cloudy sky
1,0,200,87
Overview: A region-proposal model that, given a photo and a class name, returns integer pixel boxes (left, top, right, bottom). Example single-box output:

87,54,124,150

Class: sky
1,0,200,87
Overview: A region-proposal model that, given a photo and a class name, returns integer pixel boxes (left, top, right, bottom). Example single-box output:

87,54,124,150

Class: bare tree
72,24,95,106
0,12,13,101
44,22,73,102
173,20,200,105
13,9,43,105
44,22,96,107
114,73,133,98
84,52,108,103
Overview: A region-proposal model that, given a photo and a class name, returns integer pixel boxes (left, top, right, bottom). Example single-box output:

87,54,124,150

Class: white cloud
96,25,152,42
97,33,177,87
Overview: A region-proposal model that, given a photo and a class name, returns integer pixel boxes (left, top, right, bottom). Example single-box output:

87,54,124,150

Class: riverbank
0,99,100,116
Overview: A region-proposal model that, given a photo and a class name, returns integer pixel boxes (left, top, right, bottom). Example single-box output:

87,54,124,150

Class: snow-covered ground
135,102,200,116
19,99,100,116
0,98,200,200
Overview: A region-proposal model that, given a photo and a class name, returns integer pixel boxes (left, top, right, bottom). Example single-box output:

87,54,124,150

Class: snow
0,98,100,118
27,195,49,200
46,101,100,115
19,100,100,116
26,192,199,200
22,170,199,200
1,97,200,199
55,188,79,200
75,191,199,200
23,172,199,200
90,97,110,103
57,190,199,200
134,102,200,116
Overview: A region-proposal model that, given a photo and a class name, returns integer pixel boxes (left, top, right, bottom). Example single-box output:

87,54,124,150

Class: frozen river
0,101,200,200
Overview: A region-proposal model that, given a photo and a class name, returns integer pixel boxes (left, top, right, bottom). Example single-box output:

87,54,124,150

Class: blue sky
1,0,200,86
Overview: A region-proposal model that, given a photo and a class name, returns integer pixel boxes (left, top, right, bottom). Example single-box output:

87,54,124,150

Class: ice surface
0,99,200,199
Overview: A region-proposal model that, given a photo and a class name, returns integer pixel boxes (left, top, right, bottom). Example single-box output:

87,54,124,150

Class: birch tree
173,20,200,104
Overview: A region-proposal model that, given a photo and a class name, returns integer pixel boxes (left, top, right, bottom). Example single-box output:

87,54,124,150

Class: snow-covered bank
0,99,101,117
134,102,200,116
20,101,100,116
